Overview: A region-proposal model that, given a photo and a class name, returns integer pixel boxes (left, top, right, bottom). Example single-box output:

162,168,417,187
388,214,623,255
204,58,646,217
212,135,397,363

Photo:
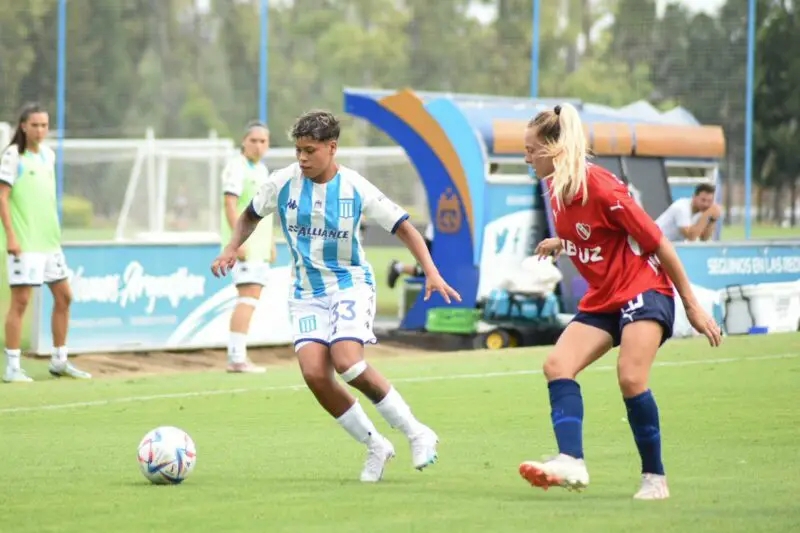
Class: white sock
336,401,379,445
375,387,425,438
52,346,68,364
393,262,405,274
5,348,21,370
228,332,248,363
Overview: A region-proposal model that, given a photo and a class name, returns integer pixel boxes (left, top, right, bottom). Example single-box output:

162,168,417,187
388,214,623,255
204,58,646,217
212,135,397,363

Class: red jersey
546,164,673,313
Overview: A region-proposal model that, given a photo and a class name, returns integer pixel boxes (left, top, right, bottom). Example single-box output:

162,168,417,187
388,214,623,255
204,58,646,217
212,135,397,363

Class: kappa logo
436,187,462,234
575,223,591,241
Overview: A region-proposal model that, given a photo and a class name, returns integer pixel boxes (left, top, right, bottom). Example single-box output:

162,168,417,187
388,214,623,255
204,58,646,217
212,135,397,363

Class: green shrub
61,195,94,228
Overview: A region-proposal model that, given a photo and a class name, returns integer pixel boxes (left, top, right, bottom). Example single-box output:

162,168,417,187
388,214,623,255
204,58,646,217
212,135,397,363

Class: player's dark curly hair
290,110,340,142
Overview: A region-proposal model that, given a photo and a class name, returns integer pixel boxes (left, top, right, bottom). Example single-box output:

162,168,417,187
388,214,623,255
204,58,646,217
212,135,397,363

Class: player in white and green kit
221,121,276,373
0,103,91,382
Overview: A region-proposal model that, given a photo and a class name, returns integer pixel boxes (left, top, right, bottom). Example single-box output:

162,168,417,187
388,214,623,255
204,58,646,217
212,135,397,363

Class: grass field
0,333,798,532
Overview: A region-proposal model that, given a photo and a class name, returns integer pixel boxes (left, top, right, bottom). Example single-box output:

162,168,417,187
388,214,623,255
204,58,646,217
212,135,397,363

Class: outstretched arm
655,236,722,346
226,205,261,252
394,220,461,303
394,220,438,277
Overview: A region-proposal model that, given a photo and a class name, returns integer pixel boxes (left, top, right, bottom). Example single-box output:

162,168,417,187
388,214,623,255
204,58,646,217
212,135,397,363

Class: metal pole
530,0,541,98
744,0,756,239
259,0,269,123
57,0,67,222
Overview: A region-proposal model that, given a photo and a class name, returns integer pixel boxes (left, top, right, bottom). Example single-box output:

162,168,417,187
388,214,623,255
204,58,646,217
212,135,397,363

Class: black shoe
387,260,400,289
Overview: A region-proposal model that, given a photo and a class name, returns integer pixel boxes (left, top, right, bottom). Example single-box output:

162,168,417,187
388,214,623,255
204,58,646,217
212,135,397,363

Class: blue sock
624,390,665,475
548,379,584,459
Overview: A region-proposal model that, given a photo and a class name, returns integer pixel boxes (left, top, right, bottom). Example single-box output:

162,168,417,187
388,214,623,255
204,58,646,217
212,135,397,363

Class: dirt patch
41,340,430,380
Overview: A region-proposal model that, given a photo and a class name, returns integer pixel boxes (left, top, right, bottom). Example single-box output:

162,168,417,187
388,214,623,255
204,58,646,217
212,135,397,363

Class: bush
61,195,94,228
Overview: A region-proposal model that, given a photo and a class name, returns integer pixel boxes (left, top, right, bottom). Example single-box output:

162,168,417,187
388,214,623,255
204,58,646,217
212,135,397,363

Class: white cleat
633,473,670,500
519,454,590,492
3,367,34,383
360,435,396,483
226,359,267,374
410,426,439,471
49,361,92,380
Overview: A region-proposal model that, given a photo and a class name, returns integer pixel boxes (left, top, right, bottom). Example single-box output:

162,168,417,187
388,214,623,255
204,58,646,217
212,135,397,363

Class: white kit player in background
220,121,277,373
212,110,461,482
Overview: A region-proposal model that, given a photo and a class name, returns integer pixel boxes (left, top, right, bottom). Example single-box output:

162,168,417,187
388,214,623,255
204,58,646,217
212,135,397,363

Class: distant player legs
227,283,266,373
617,320,669,500
519,322,612,492
4,286,31,354
49,280,71,350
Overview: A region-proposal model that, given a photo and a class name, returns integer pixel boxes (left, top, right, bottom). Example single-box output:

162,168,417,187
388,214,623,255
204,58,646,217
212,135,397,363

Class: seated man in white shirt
656,183,721,242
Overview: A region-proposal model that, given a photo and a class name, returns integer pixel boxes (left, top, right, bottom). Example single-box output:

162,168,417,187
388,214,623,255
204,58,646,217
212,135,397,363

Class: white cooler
722,281,800,335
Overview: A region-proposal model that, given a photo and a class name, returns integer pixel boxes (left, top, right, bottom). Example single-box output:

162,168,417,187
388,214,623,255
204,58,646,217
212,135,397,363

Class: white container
722,281,800,335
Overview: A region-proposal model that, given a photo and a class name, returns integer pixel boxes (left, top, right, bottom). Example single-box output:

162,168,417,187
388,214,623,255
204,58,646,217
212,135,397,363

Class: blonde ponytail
528,103,589,207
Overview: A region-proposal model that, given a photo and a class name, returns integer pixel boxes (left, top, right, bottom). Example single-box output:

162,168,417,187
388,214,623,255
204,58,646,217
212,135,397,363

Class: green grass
1,333,799,533
720,222,799,241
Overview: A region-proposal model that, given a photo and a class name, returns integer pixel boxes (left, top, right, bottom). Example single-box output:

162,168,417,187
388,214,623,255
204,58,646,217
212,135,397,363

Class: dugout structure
344,88,726,323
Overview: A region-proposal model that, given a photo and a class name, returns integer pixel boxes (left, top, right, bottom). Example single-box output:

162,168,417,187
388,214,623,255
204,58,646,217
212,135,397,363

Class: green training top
220,153,273,262
0,144,62,253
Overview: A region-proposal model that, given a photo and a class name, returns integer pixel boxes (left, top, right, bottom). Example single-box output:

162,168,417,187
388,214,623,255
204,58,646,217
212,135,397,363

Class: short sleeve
0,146,20,186
604,182,663,254
674,199,693,229
249,167,292,219
357,178,408,234
221,158,244,196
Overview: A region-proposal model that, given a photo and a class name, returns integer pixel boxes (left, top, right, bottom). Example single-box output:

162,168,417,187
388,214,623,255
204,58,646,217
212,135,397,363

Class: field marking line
0,352,797,416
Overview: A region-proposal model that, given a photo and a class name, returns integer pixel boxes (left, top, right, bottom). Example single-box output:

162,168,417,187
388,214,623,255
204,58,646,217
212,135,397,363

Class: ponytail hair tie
554,105,562,116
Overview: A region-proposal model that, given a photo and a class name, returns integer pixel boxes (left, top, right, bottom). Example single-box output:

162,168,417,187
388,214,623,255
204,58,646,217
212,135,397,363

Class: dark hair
240,120,269,152
290,110,340,142
8,102,47,154
694,183,716,196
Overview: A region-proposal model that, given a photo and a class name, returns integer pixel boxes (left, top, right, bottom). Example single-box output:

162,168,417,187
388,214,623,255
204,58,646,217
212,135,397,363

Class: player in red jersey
517,103,722,500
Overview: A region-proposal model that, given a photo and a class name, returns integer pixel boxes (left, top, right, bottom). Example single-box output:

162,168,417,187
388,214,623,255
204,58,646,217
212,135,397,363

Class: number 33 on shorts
288,287,377,351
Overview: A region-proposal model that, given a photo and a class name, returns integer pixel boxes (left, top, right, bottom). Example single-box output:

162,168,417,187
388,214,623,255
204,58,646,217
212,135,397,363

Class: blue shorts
571,290,675,347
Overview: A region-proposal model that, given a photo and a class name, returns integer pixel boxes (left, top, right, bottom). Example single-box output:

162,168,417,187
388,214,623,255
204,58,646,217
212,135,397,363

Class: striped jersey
249,163,409,299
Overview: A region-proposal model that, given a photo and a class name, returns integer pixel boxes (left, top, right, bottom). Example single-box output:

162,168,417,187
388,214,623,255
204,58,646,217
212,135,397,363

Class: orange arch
379,90,474,234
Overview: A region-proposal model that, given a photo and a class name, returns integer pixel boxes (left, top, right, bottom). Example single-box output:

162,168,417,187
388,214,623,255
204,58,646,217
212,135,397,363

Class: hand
706,204,722,219
6,235,20,257
686,302,722,347
424,272,462,304
534,238,563,259
236,245,247,261
211,247,238,278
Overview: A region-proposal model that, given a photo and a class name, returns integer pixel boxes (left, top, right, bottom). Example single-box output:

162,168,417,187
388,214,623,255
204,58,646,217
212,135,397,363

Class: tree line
0,0,795,225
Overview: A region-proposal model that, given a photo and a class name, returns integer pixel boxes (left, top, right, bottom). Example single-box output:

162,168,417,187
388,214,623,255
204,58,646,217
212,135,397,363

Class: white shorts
232,261,270,287
288,285,378,352
6,250,69,287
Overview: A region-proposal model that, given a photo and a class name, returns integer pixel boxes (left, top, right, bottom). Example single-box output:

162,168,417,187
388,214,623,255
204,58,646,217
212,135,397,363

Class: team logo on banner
339,198,354,219
436,188,462,234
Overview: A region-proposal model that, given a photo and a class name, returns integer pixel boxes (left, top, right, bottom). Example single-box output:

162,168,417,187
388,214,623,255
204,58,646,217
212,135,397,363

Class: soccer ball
137,426,197,485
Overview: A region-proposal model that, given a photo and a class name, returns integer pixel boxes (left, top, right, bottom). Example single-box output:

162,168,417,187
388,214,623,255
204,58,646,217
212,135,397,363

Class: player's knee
617,364,648,396
53,290,72,311
301,364,334,392
9,293,31,315
543,354,571,381
337,360,368,383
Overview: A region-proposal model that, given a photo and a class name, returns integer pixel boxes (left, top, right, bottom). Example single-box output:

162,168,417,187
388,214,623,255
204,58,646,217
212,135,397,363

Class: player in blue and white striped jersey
212,110,461,483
